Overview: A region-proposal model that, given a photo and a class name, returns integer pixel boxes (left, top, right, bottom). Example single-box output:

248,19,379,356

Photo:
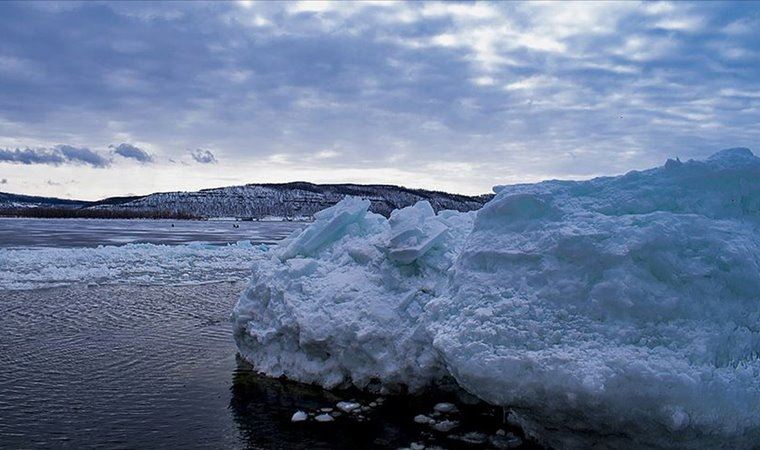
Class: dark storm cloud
190,149,217,164
111,143,153,163
0,145,110,167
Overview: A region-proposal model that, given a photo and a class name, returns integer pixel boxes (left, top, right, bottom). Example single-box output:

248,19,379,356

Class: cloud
190,148,217,164
0,145,111,167
0,2,759,198
111,143,154,162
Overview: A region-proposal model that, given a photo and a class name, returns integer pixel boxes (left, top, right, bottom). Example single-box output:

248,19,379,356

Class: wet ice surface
0,283,536,449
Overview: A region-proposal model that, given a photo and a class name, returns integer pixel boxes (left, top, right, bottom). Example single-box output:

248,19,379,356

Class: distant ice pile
232,148,760,448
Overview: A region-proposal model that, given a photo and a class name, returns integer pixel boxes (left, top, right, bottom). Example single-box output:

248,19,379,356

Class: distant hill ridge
1,182,492,219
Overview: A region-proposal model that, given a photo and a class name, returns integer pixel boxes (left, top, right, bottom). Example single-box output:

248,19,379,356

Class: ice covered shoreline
232,148,760,449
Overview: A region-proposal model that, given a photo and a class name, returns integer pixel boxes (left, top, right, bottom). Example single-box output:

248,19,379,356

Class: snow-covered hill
0,192,89,209
89,182,490,219
1,182,490,219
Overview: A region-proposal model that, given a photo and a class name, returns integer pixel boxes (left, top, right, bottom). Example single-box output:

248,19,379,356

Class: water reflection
230,357,538,450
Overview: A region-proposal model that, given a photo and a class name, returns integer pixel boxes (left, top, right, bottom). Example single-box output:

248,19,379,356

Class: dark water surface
0,283,245,449
0,283,534,449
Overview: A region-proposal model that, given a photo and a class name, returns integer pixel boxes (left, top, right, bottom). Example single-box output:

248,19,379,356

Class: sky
1,1,759,200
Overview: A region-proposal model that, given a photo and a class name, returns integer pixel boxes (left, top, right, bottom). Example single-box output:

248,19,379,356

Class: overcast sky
1,1,759,199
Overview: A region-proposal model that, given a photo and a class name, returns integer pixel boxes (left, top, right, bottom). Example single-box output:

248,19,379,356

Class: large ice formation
232,148,760,448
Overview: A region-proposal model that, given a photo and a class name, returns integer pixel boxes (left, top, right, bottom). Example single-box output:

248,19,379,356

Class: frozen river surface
0,218,306,290
0,217,304,249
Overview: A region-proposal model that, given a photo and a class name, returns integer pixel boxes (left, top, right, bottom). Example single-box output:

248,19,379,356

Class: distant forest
0,207,199,220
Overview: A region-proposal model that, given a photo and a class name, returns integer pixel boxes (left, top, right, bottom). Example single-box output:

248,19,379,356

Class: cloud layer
0,1,758,198
0,145,110,168
191,149,217,164
111,143,153,163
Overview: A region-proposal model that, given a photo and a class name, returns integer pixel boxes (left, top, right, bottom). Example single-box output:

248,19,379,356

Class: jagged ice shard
232,148,760,448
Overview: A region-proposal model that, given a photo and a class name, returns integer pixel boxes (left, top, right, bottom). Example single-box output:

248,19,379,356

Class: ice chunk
314,413,334,422
413,414,435,425
336,401,360,413
280,196,372,259
232,197,475,391
433,402,457,413
432,420,458,432
458,432,487,444
233,149,760,448
490,433,522,449
290,411,307,422
387,201,449,264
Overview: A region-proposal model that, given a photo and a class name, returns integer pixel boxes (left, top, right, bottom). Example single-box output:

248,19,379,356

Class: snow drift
232,148,760,448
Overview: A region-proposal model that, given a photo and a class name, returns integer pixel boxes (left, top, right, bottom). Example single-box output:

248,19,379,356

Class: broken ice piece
432,420,458,432
414,414,436,425
490,432,522,449
460,432,487,444
433,402,458,413
314,413,334,422
290,411,308,422
336,401,361,413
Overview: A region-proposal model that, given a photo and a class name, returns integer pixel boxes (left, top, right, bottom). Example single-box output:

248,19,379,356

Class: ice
290,411,307,422
433,402,457,413
232,149,760,448
413,415,435,425
280,196,371,259
0,241,266,290
336,401,360,413
387,201,449,264
314,413,334,422
232,198,475,390
427,147,760,448
432,420,458,432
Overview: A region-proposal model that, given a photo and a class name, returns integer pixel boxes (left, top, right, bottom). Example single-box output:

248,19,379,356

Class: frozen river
0,218,305,290
0,217,304,249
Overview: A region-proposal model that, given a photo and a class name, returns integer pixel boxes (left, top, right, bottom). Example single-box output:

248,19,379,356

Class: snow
232,149,760,448
87,182,485,220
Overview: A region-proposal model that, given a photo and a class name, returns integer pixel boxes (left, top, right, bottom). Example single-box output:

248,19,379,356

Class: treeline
0,207,200,220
